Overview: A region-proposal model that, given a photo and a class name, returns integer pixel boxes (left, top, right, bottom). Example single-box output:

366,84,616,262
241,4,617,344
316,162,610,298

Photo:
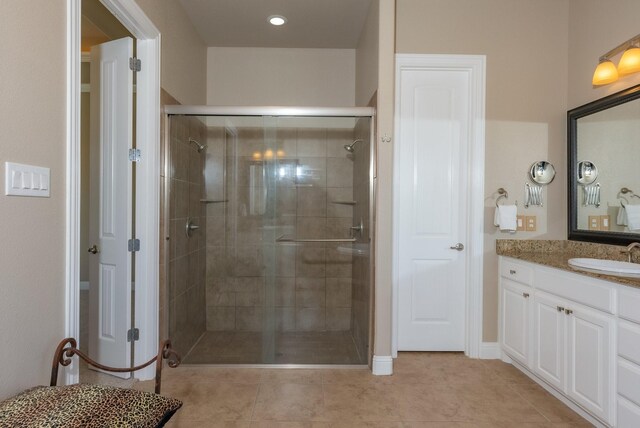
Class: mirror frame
568,83,640,245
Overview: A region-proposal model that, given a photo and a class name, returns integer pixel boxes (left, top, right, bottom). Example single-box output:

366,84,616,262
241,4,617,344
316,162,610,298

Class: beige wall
395,0,570,342
355,0,379,106
135,0,207,104
206,47,356,106
568,0,640,108
373,0,396,356
0,0,67,399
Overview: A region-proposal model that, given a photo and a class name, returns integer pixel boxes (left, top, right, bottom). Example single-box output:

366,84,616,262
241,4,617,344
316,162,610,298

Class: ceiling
177,0,373,49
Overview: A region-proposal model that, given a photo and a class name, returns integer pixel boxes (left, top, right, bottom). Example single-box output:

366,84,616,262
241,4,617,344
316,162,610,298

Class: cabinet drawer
536,266,615,314
500,259,534,286
619,321,640,365
618,395,640,428
619,288,640,324
618,358,640,408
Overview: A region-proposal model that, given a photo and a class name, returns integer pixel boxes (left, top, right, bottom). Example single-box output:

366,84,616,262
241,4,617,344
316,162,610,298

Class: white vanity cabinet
499,257,619,426
617,288,640,427
501,278,532,367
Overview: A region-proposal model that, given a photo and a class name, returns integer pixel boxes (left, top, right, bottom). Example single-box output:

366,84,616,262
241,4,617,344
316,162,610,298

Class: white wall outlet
5,162,50,197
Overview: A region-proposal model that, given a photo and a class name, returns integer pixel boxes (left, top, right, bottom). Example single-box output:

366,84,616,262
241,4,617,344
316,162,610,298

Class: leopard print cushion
0,384,182,428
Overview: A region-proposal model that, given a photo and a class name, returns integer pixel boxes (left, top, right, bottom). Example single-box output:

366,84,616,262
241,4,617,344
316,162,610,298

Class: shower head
189,138,207,153
343,139,364,153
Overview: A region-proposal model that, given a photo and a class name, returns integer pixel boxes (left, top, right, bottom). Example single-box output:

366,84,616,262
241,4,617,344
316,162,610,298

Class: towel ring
495,188,508,207
621,187,640,199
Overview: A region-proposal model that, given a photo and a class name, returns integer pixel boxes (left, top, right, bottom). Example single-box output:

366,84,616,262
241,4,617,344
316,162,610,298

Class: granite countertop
496,240,640,289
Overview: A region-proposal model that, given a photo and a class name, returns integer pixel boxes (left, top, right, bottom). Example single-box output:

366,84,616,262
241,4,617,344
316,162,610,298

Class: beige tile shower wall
396,0,570,342
166,116,207,356
205,126,357,332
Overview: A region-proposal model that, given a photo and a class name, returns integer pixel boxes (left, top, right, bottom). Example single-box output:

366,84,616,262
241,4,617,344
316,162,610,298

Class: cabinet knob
557,306,565,312
523,292,530,298
510,269,516,274
565,308,573,315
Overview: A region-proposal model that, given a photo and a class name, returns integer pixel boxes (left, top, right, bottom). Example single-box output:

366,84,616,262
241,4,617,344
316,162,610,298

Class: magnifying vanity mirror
577,161,598,185
530,161,556,185
568,83,640,245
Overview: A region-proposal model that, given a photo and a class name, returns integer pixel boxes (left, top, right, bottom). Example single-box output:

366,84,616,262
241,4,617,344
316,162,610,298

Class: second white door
396,58,473,351
88,37,134,376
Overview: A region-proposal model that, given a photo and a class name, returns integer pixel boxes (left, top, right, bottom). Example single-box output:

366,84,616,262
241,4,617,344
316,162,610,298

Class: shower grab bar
276,235,357,243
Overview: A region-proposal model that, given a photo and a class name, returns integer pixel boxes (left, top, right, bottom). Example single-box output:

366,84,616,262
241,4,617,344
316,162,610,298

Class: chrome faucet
623,242,640,262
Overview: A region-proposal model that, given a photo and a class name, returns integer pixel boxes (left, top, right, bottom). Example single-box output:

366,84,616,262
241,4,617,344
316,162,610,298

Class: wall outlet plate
525,215,537,232
588,215,601,231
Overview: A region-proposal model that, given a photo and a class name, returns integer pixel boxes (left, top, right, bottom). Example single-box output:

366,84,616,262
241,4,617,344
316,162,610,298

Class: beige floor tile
165,366,263,384
260,369,323,384
391,383,465,421
163,382,258,420
252,383,325,421
480,359,536,384
322,383,402,422
509,383,586,423
167,420,251,428
321,368,384,384
250,422,330,428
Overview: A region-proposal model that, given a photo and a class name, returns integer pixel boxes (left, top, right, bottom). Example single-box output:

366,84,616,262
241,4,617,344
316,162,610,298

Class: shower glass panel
166,111,373,365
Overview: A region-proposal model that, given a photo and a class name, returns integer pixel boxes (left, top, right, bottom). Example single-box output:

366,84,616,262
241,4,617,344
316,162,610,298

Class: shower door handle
449,243,464,251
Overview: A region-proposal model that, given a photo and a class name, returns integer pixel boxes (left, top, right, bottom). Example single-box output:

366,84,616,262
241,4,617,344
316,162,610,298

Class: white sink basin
568,258,640,278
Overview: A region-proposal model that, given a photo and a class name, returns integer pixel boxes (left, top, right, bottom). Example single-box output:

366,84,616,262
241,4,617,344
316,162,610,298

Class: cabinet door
501,279,531,367
566,303,614,425
533,292,566,392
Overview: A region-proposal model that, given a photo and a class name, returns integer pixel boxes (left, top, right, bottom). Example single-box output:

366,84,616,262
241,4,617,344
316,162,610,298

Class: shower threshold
182,331,367,366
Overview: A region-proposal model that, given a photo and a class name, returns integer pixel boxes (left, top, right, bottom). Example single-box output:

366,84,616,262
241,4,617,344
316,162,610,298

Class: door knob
450,243,464,251
87,245,99,254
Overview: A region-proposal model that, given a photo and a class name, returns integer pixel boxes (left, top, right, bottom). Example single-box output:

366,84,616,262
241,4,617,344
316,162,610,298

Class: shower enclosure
163,107,374,366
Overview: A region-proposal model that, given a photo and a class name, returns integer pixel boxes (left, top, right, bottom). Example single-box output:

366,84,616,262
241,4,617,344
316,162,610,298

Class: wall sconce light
593,33,640,86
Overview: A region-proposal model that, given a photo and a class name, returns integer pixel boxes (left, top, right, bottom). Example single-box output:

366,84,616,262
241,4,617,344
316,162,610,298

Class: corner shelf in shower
331,200,357,205
199,199,228,204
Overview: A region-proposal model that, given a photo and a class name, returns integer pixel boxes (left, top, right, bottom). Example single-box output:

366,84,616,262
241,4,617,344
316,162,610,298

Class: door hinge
129,57,141,72
129,148,141,162
128,238,140,252
127,328,139,342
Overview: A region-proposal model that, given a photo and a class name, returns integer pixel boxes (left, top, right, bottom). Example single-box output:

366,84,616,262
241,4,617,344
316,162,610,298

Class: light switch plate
5,162,50,197
516,215,525,231
600,215,610,231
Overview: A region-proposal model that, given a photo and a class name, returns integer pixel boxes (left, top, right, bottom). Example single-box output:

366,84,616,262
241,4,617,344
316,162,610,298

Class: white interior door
396,65,470,351
88,37,134,377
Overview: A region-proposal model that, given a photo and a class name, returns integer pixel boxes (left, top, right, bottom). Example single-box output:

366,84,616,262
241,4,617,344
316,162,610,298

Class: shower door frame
164,105,377,367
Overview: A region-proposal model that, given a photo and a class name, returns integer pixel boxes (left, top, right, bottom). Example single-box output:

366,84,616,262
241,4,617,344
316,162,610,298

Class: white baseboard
372,355,393,375
80,281,89,291
479,342,500,359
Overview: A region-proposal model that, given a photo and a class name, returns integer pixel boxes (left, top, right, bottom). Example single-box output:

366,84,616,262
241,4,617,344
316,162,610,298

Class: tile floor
183,331,366,365
134,352,593,427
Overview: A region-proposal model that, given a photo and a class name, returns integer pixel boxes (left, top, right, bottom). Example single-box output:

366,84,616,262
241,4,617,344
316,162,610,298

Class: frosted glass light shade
618,47,640,75
592,60,619,85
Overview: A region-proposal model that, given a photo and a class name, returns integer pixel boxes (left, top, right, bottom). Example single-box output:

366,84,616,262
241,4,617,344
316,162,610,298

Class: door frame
66,0,161,383
391,54,486,358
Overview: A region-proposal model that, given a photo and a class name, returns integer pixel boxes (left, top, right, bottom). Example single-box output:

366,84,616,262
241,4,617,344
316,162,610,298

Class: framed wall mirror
568,84,640,245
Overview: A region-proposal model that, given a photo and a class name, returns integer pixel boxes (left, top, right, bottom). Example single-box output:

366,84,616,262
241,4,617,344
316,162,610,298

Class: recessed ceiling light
268,15,287,26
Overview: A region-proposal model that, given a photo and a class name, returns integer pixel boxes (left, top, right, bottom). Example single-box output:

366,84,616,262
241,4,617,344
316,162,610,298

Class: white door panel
397,68,470,351
89,37,134,377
